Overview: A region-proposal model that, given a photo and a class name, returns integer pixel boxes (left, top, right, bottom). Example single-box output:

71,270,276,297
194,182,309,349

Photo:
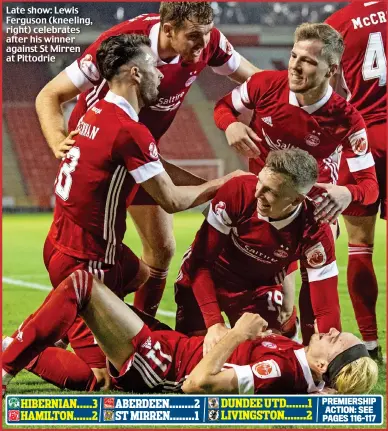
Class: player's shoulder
223,174,257,198
249,70,288,87
102,13,160,37
328,91,363,124
326,3,355,28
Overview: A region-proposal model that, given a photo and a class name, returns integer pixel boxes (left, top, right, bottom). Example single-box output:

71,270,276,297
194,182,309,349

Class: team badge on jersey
149,143,159,159
80,54,100,81
215,201,226,216
262,341,277,349
349,129,368,156
305,132,320,147
274,246,289,258
305,242,327,268
252,359,281,379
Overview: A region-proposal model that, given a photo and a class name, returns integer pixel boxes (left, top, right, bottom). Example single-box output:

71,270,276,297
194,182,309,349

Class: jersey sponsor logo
151,91,185,112
149,142,159,159
262,341,277,349
305,131,320,147
80,54,100,81
305,242,327,268
252,359,281,379
262,128,295,151
349,129,368,155
262,116,273,127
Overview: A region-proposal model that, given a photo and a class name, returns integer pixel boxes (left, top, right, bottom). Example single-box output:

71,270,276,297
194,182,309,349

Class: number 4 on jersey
362,32,386,86
55,147,81,201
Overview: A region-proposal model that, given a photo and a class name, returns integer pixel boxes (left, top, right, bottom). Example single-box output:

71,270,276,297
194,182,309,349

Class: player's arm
35,71,82,159
227,55,261,84
301,224,341,333
214,75,261,158
141,170,242,213
314,118,378,223
159,155,206,186
182,313,270,394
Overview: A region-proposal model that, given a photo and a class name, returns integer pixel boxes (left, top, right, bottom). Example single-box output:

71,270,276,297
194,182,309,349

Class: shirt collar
289,85,333,114
104,91,139,122
256,203,302,230
294,348,325,393
149,22,180,66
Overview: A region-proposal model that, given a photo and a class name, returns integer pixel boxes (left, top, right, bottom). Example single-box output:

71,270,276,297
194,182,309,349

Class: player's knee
144,237,176,267
137,260,150,286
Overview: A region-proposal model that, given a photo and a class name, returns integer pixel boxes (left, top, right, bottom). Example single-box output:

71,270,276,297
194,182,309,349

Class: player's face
170,18,213,63
255,168,300,219
288,40,331,93
139,46,164,106
308,323,362,365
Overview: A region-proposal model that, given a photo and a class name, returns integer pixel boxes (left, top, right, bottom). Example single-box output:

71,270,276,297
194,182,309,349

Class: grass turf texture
2,212,386,429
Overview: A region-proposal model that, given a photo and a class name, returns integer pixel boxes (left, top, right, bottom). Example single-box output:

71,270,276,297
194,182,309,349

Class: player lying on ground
175,148,340,354
214,22,379,344
8,33,245,390
325,0,387,361
2,271,378,395
36,1,261,319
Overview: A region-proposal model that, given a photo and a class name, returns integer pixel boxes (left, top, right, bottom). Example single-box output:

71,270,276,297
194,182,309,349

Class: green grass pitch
2,212,386,400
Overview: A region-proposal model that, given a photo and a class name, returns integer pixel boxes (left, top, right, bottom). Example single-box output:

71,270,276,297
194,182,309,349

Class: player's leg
25,347,97,391
129,198,176,317
342,214,380,356
2,271,144,389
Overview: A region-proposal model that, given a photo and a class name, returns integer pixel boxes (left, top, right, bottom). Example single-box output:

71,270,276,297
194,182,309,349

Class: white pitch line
2,277,176,319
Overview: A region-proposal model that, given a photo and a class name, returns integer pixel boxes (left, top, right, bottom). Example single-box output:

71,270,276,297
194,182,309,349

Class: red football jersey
178,175,337,288
116,324,323,394
66,13,240,140
326,1,387,127
48,91,164,264
223,70,374,184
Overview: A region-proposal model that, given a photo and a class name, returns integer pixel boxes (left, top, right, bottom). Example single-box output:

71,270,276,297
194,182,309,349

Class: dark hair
265,148,318,194
96,34,151,81
159,1,213,29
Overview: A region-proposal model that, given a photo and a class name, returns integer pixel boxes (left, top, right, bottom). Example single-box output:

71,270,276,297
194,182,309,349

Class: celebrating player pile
3,1,385,396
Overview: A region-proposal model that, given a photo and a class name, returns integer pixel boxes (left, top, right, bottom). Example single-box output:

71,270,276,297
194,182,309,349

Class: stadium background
2,1,386,397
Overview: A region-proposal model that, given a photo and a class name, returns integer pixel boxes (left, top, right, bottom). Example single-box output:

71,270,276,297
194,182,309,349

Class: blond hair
333,356,378,394
294,23,344,66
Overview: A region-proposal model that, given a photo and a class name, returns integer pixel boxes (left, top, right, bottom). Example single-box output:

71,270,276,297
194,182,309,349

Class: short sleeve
206,176,249,235
301,224,338,283
65,18,149,91
341,106,374,173
115,124,164,184
208,28,241,75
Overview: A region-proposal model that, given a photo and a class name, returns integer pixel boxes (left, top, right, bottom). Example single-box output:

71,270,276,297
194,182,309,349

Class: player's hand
233,313,271,341
313,183,352,224
225,122,261,158
91,367,112,391
53,130,79,159
203,323,230,356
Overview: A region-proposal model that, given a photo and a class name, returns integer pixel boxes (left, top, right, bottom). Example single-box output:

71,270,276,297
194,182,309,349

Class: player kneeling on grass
2,271,378,395
175,148,341,354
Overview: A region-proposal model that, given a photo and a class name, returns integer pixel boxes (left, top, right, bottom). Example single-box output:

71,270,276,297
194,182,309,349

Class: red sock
26,347,96,391
134,266,168,317
347,243,378,342
11,291,55,339
299,272,315,345
2,270,93,376
299,268,341,344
